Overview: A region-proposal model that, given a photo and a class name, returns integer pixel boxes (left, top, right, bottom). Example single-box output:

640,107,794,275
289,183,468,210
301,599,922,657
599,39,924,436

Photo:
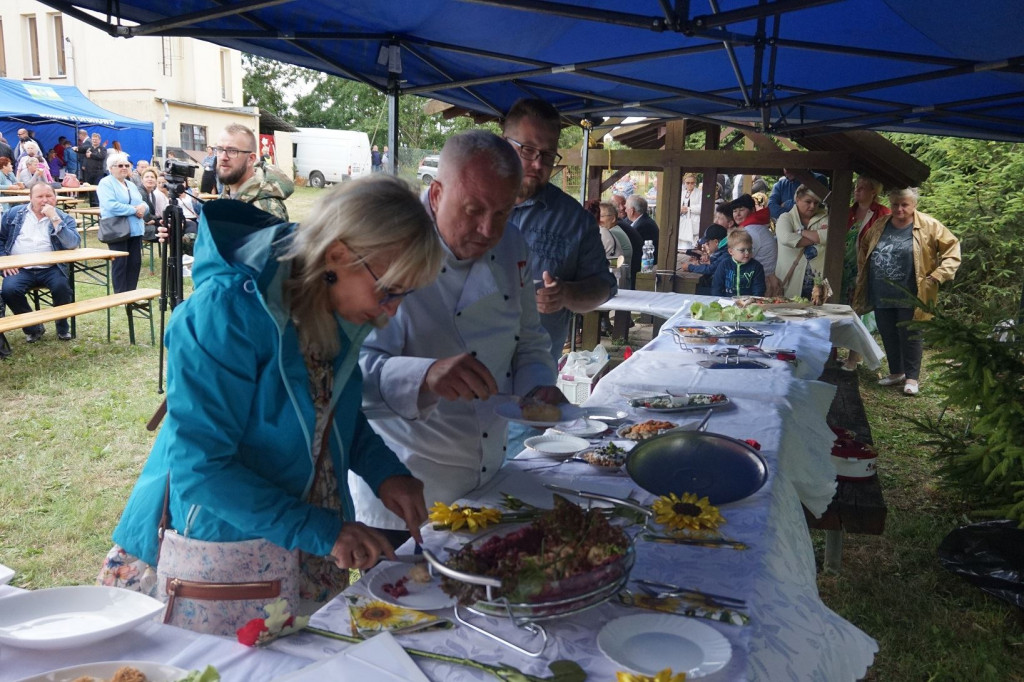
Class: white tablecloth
0,314,877,682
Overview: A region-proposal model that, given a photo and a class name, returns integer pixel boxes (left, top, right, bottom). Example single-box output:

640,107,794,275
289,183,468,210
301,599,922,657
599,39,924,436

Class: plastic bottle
641,240,655,273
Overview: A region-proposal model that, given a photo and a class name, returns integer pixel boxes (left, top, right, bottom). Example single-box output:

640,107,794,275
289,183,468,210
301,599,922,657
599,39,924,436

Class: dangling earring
322,270,338,285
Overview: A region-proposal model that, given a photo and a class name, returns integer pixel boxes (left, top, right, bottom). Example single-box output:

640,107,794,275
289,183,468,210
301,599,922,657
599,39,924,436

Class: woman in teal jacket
101,176,443,623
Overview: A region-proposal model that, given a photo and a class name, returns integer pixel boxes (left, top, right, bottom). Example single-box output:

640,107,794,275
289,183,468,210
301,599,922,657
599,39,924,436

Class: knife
639,532,748,550
544,483,652,517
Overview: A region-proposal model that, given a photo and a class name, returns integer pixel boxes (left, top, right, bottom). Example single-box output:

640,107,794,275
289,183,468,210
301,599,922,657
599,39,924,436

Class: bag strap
781,250,804,290
147,399,167,431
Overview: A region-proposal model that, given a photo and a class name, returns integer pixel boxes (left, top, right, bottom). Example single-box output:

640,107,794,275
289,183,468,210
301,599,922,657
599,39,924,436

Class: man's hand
155,224,169,243
329,522,394,570
524,384,569,405
2,268,20,277
41,204,58,222
377,475,427,546
423,353,499,401
535,271,566,314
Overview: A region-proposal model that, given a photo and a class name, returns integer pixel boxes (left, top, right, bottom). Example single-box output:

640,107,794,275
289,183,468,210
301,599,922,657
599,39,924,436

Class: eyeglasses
504,137,562,167
114,163,132,168
732,247,753,254
362,261,415,306
212,146,254,158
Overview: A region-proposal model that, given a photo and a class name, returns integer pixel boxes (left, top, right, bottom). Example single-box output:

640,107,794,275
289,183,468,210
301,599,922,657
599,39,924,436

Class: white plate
0,586,164,650
550,418,608,438
583,407,630,425
272,631,428,681
627,394,731,413
597,613,732,678
0,563,14,585
494,401,585,426
523,434,590,458
15,660,188,682
366,562,455,611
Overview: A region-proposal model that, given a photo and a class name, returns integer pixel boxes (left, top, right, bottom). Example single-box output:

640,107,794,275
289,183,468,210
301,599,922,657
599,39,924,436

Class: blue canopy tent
0,77,153,167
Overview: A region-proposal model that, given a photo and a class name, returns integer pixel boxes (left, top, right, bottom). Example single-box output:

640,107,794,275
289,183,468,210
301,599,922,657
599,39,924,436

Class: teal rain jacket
112,200,410,566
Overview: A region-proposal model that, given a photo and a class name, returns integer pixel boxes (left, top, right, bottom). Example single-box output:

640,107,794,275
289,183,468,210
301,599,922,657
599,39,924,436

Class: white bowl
523,434,590,458
0,586,164,650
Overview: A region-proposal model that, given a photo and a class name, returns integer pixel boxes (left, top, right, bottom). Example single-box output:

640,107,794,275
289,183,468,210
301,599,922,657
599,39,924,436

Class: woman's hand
377,475,427,545
329,522,395,569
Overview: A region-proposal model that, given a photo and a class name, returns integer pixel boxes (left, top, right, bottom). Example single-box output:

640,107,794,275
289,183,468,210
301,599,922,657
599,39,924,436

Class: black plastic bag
938,520,1024,608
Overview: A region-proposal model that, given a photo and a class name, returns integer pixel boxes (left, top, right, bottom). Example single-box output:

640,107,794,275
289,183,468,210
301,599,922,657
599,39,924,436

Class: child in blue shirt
711,229,766,297
682,224,728,295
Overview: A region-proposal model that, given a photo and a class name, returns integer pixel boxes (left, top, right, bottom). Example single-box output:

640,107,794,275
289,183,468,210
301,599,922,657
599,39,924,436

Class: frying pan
625,430,769,504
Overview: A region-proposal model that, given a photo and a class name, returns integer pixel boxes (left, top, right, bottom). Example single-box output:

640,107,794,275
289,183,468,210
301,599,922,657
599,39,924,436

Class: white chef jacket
349,222,555,529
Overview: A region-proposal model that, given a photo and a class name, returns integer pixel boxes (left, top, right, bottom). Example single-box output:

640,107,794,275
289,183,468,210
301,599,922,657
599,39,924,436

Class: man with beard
503,98,615,357
215,124,293,221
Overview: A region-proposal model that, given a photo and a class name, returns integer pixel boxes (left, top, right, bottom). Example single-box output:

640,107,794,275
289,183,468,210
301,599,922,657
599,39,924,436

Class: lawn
1,184,1021,679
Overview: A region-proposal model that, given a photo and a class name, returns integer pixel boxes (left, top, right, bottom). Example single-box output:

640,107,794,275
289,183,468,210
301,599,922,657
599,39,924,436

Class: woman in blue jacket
100,176,443,632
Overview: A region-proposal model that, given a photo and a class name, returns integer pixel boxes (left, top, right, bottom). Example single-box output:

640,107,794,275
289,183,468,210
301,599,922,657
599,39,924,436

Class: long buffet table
0,310,877,681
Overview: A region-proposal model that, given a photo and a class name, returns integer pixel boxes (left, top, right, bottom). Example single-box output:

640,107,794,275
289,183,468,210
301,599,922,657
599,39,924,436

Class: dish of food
735,295,811,309
494,401,585,426
617,420,678,441
522,434,590,458
673,326,771,346
435,496,633,612
689,301,765,321
597,613,732,677
367,562,455,611
626,393,729,412
0,586,165,650
13,661,193,682
577,442,630,471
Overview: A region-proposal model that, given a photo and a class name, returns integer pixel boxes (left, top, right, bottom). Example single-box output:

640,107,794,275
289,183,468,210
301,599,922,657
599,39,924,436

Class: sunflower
428,501,502,532
617,668,687,682
351,601,405,630
651,492,724,534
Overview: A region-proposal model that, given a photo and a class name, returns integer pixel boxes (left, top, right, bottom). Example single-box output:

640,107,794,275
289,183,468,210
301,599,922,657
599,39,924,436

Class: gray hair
437,130,522,186
626,194,648,214
106,151,130,171
280,175,443,357
23,140,41,156
887,187,919,203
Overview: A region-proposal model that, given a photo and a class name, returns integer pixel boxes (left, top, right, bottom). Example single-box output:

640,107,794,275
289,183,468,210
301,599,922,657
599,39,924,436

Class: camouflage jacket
222,165,294,222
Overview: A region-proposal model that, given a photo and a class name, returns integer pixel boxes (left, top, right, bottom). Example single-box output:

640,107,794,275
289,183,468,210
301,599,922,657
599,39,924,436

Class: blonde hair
281,175,443,356
751,191,768,207
856,175,884,198
728,229,753,249
683,172,698,183
793,185,821,202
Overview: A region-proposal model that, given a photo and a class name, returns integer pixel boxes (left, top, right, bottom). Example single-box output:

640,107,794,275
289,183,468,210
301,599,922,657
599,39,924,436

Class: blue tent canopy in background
35,0,1024,142
0,77,153,165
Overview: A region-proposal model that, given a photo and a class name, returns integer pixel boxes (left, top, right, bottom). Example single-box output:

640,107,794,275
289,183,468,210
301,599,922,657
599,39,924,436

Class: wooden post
657,120,686,272
823,169,853,300
698,125,721,240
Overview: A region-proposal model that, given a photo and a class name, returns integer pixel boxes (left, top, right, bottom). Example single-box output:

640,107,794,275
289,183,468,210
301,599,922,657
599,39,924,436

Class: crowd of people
2,102,962,635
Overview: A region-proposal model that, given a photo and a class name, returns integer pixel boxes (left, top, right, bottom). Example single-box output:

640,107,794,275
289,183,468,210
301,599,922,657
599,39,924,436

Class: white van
292,128,371,188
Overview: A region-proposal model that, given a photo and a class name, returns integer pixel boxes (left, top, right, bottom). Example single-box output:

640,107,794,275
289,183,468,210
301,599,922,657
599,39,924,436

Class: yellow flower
352,601,405,630
616,668,686,682
428,501,502,532
651,492,724,534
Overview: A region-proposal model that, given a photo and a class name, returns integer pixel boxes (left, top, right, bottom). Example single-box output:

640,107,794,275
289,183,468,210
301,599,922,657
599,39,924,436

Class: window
0,20,7,78
50,14,65,77
180,124,207,151
219,50,231,101
161,37,172,76
24,15,40,78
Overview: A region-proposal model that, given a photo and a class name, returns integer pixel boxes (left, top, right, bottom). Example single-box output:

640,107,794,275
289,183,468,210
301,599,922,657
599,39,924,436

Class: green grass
2,186,1022,678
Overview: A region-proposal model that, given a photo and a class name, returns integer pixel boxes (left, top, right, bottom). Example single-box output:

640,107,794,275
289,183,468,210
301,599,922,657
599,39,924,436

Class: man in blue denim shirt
503,99,616,358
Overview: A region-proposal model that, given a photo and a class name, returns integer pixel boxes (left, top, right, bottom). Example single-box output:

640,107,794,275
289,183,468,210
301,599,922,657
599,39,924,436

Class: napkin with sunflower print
346,595,453,638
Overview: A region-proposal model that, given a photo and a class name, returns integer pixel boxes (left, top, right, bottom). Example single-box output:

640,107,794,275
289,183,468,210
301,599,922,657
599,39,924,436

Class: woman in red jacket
841,176,890,370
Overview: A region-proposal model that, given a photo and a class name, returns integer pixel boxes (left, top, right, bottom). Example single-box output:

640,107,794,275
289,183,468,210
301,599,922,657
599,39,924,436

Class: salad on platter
690,301,766,322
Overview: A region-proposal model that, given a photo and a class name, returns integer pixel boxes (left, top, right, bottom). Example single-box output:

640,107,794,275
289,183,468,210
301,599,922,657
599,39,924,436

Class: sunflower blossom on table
428,501,502,532
351,600,407,631
651,492,724,535
617,668,687,682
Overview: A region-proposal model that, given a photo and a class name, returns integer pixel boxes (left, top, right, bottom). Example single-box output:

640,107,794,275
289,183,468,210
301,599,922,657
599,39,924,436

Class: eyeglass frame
212,146,255,158
112,163,133,169
361,260,415,306
503,137,562,167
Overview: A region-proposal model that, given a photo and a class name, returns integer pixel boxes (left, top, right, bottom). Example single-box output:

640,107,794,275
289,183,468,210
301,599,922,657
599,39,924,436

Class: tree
241,54,305,117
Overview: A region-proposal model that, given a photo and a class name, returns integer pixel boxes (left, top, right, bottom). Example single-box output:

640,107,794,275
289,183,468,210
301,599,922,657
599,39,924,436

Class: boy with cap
682,224,728,295
712,229,766,297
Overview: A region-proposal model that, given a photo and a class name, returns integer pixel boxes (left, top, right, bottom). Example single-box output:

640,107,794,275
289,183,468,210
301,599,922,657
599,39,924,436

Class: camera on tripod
164,159,192,198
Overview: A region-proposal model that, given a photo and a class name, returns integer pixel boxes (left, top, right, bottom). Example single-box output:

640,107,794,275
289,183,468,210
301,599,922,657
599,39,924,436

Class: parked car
292,128,371,188
417,155,439,184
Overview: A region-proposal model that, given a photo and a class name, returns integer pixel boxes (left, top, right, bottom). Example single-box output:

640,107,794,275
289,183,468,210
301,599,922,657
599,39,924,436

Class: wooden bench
0,288,161,345
805,364,889,571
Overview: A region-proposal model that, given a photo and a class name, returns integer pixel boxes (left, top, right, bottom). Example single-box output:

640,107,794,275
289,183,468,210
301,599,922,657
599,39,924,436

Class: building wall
0,0,255,152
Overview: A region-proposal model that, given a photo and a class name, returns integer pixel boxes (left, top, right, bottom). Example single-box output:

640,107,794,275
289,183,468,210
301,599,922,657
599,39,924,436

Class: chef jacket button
456,311,461,317
482,466,488,472
471,350,477,357
482,432,488,438
441,267,447,273
502,445,507,451
504,295,509,300
506,371,511,378
491,255,496,260
514,335,520,341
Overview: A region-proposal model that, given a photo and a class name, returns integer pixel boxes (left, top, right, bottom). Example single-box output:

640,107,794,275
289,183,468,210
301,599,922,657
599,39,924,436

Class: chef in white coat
350,131,558,541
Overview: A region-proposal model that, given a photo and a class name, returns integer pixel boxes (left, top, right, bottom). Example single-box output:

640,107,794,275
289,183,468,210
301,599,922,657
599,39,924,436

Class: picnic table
0,311,876,680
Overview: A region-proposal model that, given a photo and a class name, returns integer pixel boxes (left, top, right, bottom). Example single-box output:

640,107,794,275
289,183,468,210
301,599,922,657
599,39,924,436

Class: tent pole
386,88,398,175
579,123,591,205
